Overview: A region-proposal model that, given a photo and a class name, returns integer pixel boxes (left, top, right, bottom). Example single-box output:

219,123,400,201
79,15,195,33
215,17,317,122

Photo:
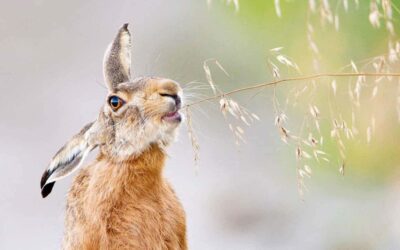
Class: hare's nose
174,95,181,108
160,93,181,109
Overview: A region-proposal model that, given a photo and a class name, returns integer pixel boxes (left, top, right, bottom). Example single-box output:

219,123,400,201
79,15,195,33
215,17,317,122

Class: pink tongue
166,112,177,117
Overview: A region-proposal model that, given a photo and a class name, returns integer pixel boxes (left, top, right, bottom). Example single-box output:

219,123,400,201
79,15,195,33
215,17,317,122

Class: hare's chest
106,185,186,249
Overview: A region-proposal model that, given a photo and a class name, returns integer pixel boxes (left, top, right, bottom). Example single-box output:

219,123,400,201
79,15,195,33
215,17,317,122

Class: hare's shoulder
67,167,91,201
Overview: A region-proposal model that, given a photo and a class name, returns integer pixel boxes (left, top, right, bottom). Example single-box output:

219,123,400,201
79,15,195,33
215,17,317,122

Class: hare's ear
103,23,132,91
40,122,98,198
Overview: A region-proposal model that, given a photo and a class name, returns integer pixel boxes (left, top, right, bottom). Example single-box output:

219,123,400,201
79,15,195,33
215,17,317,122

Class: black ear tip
40,169,51,189
40,169,54,198
41,182,55,198
122,23,129,30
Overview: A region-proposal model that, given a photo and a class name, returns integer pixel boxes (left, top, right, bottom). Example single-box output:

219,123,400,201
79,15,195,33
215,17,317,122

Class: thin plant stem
184,72,400,108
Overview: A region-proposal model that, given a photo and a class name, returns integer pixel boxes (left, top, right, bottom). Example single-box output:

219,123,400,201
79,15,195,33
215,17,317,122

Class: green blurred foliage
210,0,400,186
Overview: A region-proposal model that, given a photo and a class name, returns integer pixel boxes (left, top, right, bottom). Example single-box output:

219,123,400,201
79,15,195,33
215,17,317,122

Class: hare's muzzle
159,92,182,123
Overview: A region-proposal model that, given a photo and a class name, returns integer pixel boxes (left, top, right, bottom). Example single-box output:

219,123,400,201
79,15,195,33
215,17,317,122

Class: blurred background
0,0,400,249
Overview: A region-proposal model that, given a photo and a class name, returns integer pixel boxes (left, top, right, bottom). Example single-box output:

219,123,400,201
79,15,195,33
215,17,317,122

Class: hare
40,24,187,250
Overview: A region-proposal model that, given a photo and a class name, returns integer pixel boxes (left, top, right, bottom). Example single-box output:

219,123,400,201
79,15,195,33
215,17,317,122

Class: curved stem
184,72,400,107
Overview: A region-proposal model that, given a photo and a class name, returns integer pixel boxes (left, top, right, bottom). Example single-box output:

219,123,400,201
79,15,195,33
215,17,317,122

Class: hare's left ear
103,23,132,91
40,122,98,198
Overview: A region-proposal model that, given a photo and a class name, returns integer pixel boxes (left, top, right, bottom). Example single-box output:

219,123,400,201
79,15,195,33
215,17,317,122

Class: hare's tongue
165,111,178,118
163,111,181,122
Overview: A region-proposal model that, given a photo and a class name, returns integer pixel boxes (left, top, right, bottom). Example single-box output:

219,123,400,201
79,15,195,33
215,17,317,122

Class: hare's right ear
40,122,98,198
103,23,132,91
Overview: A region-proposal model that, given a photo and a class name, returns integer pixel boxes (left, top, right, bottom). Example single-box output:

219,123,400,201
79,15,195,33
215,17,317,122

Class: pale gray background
1,1,400,249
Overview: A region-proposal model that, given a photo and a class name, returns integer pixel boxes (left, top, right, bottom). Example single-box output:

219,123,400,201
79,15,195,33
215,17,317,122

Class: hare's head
40,24,183,198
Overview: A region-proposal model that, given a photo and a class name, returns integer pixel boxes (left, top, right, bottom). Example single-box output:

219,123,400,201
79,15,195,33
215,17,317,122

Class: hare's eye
108,96,125,111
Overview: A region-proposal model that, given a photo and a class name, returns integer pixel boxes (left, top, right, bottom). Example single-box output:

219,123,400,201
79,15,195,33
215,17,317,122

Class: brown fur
40,24,187,249
63,144,187,250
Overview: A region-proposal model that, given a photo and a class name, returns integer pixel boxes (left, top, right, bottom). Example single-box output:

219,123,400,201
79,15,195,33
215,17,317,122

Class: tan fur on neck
63,144,187,250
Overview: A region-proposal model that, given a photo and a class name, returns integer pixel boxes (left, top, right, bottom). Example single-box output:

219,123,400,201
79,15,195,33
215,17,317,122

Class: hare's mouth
162,111,182,123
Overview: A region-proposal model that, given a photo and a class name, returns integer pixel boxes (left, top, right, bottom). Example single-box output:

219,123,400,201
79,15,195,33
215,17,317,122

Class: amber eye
108,96,125,111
